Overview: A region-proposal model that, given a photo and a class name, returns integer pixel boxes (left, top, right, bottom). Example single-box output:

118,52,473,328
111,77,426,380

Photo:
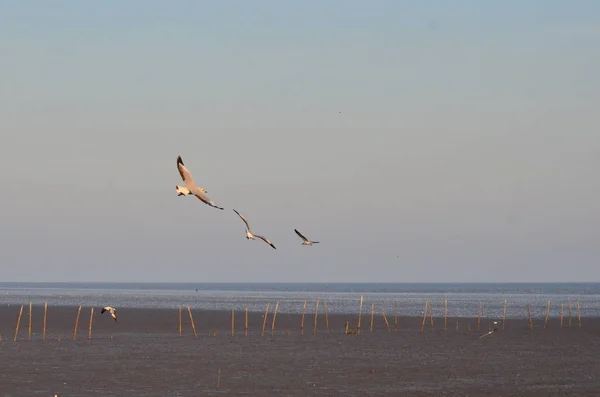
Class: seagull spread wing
294,229,309,242
177,156,196,187
233,209,252,231
254,234,276,249
193,191,224,210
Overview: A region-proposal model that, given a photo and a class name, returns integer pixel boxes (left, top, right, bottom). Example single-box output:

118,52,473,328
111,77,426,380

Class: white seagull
175,155,224,210
233,209,276,249
101,306,118,322
294,229,319,246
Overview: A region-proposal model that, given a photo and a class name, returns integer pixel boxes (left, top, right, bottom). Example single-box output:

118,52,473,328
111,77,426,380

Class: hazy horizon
1,1,599,283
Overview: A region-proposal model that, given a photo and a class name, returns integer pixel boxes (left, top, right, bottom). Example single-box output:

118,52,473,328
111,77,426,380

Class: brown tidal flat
1,305,600,396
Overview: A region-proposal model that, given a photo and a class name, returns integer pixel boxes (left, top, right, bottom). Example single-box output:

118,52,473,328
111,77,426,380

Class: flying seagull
232,209,276,249
101,306,118,322
294,229,319,246
175,155,224,210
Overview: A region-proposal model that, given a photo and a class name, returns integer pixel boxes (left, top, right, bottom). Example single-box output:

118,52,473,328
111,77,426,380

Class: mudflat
1,305,599,396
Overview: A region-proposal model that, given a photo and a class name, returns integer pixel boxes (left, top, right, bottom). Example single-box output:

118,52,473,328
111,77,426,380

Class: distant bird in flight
101,306,118,322
294,229,319,246
233,209,276,249
175,155,224,210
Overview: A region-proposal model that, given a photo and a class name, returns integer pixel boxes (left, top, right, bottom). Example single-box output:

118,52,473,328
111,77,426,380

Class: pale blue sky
1,1,599,282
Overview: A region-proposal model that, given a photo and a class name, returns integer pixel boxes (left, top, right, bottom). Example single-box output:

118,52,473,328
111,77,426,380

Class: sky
1,1,599,283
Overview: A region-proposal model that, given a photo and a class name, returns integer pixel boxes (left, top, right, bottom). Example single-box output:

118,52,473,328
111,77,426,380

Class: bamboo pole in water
88,308,94,340
323,301,330,334
357,295,364,334
544,299,551,328
429,303,434,329
394,301,398,332
231,309,235,337
179,307,182,337
14,305,24,342
477,301,482,331
271,301,280,336
577,300,581,328
526,303,533,330
381,311,391,332
300,300,307,335
369,303,375,333
444,299,448,331
421,300,429,332
28,301,32,341
568,301,572,328
502,299,508,330
73,305,82,341
187,306,197,338
313,300,320,336
245,307,248,336
261,302,270,337
560,303,564,328
42,301,48,341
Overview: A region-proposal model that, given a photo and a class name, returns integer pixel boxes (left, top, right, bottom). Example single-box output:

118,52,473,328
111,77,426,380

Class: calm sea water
0,282,599,319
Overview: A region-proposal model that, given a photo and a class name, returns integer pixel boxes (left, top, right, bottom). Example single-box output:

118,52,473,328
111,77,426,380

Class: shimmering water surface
1,282,598,319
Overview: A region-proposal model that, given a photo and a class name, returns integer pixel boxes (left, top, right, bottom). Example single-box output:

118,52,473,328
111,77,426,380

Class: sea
0,282,599,319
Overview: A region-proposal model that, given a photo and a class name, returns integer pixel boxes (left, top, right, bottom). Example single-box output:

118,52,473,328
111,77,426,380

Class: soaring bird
101,306,118,322
233,209,254,240
294,229,320,246
175,155,224,210
232,209,276,249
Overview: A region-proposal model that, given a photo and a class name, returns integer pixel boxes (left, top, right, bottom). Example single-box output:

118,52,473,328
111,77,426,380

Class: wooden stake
577,300,581,328
261,302,270,336
568,301,572,328
477,301,482,331
429,303,434,329
245,307,248,336
502,299,507,330
560,303,564,328
421,300,429,332
455,318,459,331
300,300,307,335
357,295,364,334
381,311,391,332
369,303,375,333
544,299,551,328
42,301,48,341
271,301,280,336
394,301,398,332
28,301,32,341
323,301,330,334
179,307,182,337
444,299,448,331
14,305,24,342
313,300,320,336
526,303,532,330
88,307,94,340
73,305,82,341
187,306,197,338
231,309,235,337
